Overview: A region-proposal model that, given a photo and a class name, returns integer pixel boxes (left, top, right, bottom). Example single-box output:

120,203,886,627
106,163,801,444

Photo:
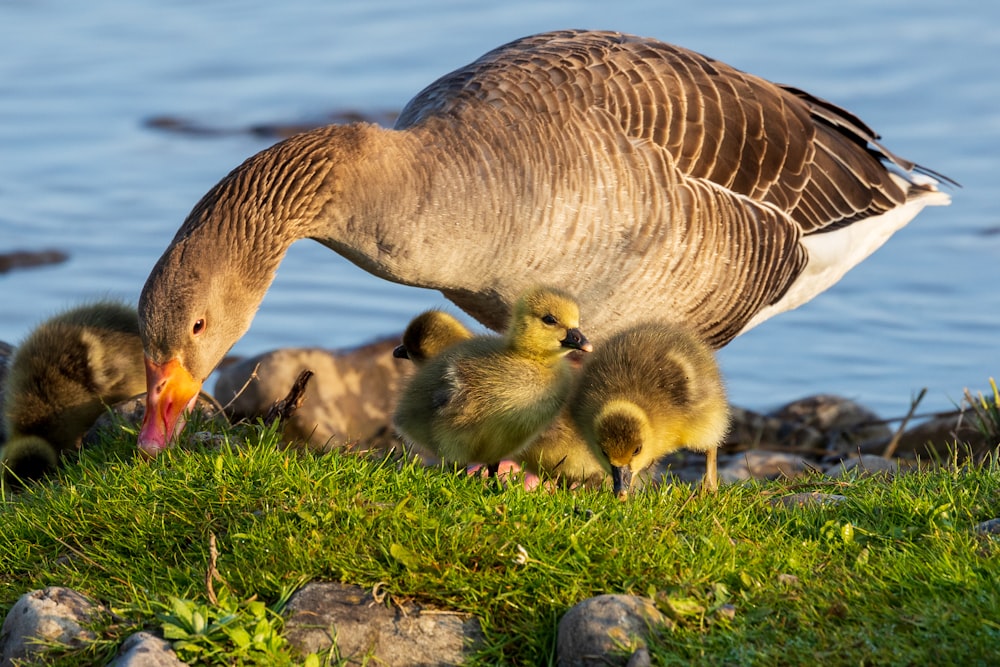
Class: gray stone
825,454,904,479
974,518,1000,535
283,581,483,666
718,450,810,482
0,587,105,667
556,594,671,667
107,631,185,667
770,492,848,508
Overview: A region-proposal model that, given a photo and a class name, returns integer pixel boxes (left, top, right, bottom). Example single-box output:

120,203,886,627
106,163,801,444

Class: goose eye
541,314,558,325
192,319,206,336
632,445,641,457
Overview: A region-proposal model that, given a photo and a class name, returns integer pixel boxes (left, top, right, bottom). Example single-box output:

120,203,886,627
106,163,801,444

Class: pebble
824,454,905,479
717,450,812,482
0,587,105,667
770,492,849,508
106,632,185,667
282,581,484,665
556,594,672,667
974,518,1000,535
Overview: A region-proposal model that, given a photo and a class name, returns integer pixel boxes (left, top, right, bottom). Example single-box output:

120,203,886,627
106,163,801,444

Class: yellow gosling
393,287,591,473
570,321,729,498
393,309,473,364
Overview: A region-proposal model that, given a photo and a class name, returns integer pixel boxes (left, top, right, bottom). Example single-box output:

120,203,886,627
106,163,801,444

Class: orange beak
138,356,202,457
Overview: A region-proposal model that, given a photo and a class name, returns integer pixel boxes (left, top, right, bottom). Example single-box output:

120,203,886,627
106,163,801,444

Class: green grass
2,419,999,666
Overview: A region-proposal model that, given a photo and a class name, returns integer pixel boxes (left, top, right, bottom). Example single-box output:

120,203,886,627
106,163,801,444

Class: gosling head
507,286,593,359
393,310,472,364
593,400,655,500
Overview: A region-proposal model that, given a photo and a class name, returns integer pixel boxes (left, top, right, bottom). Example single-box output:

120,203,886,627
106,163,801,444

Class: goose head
137,214,277,456
592,399,656,499
506,286,593,359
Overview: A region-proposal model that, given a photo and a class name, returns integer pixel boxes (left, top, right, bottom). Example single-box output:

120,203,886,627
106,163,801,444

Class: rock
282,581,483,666
213,339,413,453
974,518,1000,535
718,450,811,482
107,631,185,667
825,454,906,479
556,594,671,667
769,492,848,508
0,587,105,667
625,646,652,667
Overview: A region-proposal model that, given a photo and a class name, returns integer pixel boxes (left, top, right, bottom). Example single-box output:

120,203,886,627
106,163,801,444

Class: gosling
393,309,597,486
570,321,729,498
392,309,473,364
393,286,592,474
1,301,146,484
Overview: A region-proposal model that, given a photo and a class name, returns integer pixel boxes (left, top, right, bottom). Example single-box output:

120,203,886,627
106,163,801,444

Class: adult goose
137,29,952,454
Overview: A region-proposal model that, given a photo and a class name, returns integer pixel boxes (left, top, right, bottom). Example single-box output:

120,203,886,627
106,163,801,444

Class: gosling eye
541,314,558,325
632,445,641,457
192,319,206,336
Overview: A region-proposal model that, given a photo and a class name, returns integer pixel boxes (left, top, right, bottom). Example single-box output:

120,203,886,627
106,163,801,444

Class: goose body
393,287,591,468
137,29,951,454
1,302,146,483
570,321,729,497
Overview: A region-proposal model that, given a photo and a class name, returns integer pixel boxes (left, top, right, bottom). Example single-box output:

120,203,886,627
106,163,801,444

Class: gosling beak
561,328,593,353
138,356,201,457
392,344,410,360
611,464,633,500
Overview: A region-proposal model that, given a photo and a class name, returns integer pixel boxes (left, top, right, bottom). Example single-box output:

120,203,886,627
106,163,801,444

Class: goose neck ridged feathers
136,29,952,454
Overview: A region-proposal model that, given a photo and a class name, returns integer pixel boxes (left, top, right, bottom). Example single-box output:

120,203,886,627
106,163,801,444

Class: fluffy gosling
570,321,729,498
393,286,591,473
392,309,473,364
1,301,146,484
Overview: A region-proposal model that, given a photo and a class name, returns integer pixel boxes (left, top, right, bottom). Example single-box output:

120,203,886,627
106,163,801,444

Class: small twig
263,370,314,427
882,387,927,460
206,532,223,605
220,362,262,413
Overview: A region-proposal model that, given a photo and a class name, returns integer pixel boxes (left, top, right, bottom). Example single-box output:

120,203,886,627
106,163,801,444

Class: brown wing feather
397,29,916,234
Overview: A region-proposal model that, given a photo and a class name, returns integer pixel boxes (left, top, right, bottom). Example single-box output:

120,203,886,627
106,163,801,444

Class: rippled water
1,0,997,419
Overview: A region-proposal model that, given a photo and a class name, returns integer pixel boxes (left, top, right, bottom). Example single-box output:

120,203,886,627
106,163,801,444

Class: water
1,0,997,420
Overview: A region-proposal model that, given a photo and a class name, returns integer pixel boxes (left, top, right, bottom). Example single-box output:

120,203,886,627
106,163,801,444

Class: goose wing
399,29,935,232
